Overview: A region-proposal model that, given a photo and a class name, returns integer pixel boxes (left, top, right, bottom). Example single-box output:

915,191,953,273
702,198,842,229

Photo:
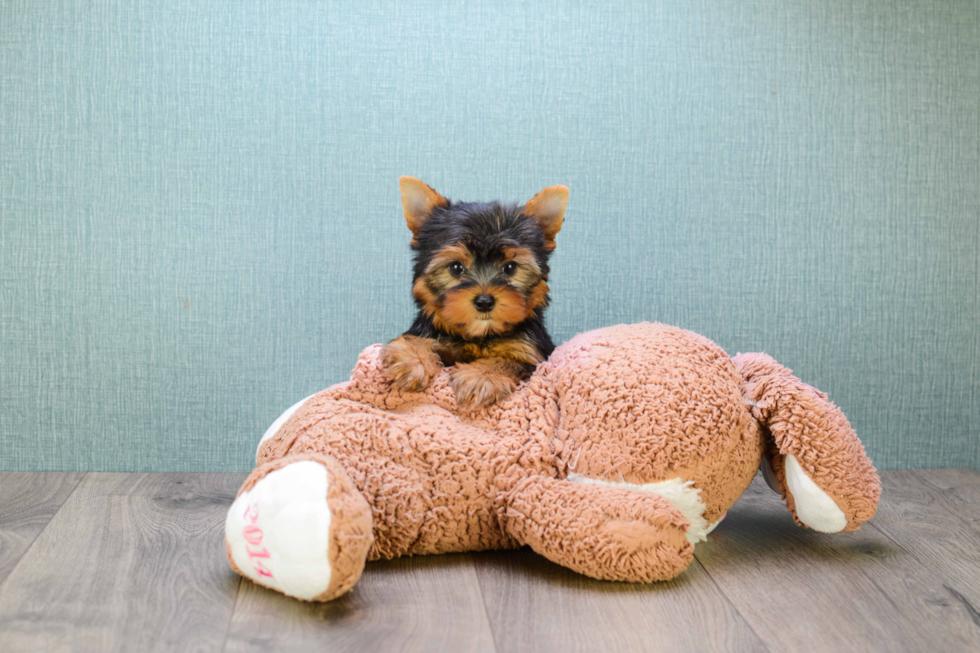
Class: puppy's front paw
380,336,443,392
450,361,518,408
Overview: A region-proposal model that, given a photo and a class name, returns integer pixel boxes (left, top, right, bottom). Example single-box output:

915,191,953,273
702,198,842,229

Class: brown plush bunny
225,323,880,601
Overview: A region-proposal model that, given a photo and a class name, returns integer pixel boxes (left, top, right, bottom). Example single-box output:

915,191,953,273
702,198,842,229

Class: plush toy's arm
502,475,694,582
733,353,880,533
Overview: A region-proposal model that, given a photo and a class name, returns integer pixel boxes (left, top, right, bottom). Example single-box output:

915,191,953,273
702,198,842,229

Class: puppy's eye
503,262,518,276
448,262,465,277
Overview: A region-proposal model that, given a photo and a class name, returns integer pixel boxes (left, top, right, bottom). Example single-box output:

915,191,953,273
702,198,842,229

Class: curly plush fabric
733,353,881,531
228,322,880,601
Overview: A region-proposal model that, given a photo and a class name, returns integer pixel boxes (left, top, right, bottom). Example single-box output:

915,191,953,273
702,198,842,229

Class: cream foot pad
225,460,334,599
784,454,848,533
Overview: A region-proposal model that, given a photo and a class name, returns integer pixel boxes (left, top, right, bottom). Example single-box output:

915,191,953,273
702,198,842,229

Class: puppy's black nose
473,294,496,313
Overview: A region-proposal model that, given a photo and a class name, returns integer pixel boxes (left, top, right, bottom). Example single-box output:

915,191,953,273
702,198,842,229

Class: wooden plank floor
1,470,979,652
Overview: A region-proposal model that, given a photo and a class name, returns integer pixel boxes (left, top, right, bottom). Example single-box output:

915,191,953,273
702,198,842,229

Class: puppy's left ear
523,185,568,251
399,177,448,243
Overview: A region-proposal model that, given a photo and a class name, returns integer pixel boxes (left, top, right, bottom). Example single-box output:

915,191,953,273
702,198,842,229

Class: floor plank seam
867,505,976,572
865,504,980,625
909,468,980,503
944,585,980,629
219,575,244,653
688,554,771,652
0,472,87,592
471,553,502,653
914,470,980,522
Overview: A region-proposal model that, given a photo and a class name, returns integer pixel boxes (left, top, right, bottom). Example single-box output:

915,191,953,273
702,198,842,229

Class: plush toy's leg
734,353,881,533
225,453,373,602
503,475,694,582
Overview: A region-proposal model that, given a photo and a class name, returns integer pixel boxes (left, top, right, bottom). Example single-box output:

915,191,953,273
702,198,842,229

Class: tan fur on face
436,285,530,339
412,278,438,318
501,246,543,290
526,281,550,312
503,246,540,272
428,244,475,272
415,243,547,340
415,244,477,320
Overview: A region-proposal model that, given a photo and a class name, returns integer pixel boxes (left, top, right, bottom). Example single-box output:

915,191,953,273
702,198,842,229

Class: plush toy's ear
523,185,569,251
399,176,448,239
733,352,881,533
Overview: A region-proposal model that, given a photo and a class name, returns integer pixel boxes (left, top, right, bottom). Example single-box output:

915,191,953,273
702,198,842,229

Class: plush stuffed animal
225,323,880,602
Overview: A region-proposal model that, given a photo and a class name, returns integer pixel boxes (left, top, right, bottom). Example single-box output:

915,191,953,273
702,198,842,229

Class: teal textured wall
1,1,977,472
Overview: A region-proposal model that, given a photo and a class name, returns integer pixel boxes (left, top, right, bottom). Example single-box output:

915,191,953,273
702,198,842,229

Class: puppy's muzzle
473,294,496,313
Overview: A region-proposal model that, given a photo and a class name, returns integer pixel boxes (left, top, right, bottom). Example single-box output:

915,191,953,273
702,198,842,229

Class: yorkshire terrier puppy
381,176,568,408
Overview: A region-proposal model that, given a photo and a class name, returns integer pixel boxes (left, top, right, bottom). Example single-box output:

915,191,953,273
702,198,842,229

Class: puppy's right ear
399,177,448,242
523,185,568,252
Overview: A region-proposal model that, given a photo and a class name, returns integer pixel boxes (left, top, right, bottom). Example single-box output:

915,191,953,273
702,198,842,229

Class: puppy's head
398,177,568,340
